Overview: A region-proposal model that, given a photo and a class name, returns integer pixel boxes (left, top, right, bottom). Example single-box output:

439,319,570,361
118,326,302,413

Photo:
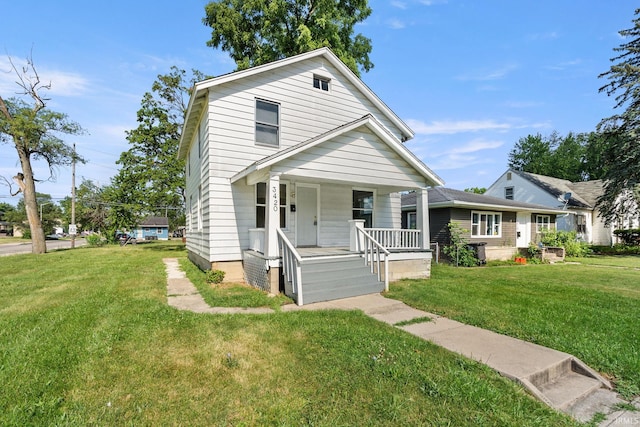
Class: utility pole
70,142,76,248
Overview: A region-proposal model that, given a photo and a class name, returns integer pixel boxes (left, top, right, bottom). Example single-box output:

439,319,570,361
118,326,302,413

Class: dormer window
313,75,330,91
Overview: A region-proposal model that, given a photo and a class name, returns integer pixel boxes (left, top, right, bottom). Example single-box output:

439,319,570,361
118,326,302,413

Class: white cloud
0,57,89,97
387,19,406,29
391,1,408,9
446,138,504,154
456,63,519,81
526,31,559,41
406,119,512,134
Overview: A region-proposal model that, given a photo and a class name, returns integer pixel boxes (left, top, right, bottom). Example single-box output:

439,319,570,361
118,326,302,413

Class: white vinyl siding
186,55,418,263
273,128,425,189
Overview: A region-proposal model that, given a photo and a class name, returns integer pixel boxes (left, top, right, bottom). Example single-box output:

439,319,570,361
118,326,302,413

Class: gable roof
178,48,414,159
402,187,565,214
139,216,169,227
230,114,444,187
512,170,598,209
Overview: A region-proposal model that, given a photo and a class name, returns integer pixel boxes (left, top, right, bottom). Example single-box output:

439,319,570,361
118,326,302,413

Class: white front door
297,185,318,246
516,212,530,248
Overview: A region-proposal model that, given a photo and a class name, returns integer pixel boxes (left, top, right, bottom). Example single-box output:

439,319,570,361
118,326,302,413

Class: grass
179,257,292,310
566,254,640,268
387,260,640,399
0,241,577,425
0,236,26,244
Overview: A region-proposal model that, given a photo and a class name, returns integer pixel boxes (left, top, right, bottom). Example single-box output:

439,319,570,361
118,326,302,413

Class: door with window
297,185,318,246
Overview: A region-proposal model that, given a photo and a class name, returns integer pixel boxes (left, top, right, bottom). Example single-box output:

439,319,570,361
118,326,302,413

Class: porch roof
230,114,444,189
403,187,567,214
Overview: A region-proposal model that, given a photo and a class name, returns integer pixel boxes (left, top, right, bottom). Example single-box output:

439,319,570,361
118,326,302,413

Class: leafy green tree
59,179,109,233
0,54,85,253
109,67,202,232
508,134,553,176
203,0,374,76
508,131,612,182
7,193,61,237
597,8,640,225
464,187,486,194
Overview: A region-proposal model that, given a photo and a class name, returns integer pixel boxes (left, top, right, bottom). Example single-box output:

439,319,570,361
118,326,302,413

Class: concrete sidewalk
164,258,637,425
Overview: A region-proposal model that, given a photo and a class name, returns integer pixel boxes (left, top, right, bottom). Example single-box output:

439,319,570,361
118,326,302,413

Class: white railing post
355,226,390,291
277,229,304,306
349,219,366,251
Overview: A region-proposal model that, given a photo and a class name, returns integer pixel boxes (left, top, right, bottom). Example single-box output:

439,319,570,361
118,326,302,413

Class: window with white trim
536,215,551,233
471,211,502,237
255,182,288,228
407,212,417,230
255,99,279,146
576,214,587,234
313,75,330,91
197,185,202,231
353,189,374,228
505,186,514,200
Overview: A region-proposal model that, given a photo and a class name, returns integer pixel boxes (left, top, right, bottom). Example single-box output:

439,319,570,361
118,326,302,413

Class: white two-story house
178,48,444,305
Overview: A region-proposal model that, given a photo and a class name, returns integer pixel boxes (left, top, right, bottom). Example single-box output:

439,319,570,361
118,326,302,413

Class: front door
516,212,530,248
297,185,318,246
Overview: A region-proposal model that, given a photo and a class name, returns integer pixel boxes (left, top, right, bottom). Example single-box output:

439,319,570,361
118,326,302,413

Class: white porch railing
276,228,304,306
355,226,390,291
365,228,422,249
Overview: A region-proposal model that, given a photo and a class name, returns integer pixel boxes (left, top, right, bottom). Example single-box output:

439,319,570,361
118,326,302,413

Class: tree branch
7,51,50,112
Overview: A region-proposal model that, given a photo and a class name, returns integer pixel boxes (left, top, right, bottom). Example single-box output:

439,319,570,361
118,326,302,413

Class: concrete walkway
164,258,637,425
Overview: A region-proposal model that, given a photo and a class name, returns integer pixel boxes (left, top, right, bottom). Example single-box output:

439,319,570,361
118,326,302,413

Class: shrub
442,222,478,267
613,228,640,246
205,269,225,284
540,230,591,257
85,234,104,247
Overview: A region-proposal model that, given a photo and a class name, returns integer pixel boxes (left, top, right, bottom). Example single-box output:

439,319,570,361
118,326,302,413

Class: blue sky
0,0,634,206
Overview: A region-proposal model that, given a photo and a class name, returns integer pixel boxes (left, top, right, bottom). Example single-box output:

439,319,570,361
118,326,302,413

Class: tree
59,179,109,233
203,0,374,76
507,131,611,182
0,54,85,253
508,133,553,176
108,67,202,232
597,8,640,225
464,187,486,194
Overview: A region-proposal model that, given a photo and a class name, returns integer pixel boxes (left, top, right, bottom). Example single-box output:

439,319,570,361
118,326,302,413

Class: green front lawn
387,261,640,399
0,242,576,426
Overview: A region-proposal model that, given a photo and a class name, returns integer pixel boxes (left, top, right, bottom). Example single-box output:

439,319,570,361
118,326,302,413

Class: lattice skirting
243,251,270,292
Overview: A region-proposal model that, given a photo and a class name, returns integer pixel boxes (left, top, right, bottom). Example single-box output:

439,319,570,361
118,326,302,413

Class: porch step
298,256,384,304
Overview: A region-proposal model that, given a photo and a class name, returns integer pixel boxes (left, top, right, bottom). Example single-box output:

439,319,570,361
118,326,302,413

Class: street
0,238,87,256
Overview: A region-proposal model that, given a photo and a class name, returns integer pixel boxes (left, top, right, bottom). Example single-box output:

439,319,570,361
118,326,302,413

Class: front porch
244,220,433,305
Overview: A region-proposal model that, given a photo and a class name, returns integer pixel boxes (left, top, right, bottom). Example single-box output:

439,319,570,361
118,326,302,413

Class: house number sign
272,185,278,211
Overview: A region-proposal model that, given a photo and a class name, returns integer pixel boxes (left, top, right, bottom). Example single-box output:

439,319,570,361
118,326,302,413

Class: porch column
416,187,430,249
264,172,281,259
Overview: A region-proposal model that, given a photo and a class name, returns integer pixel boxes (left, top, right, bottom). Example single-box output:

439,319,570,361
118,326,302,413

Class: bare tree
0,53,85,253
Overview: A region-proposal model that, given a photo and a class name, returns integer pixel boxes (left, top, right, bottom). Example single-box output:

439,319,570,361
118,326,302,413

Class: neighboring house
485,169,626,246
178,48,444,305
135,216,169,240
402,188,564,261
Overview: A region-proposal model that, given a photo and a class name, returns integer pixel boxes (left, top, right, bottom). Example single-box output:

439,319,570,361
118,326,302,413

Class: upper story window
536,215,551,233
505,186,514,200
471,211,502,237
313,75,330,91
255,99,279,147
